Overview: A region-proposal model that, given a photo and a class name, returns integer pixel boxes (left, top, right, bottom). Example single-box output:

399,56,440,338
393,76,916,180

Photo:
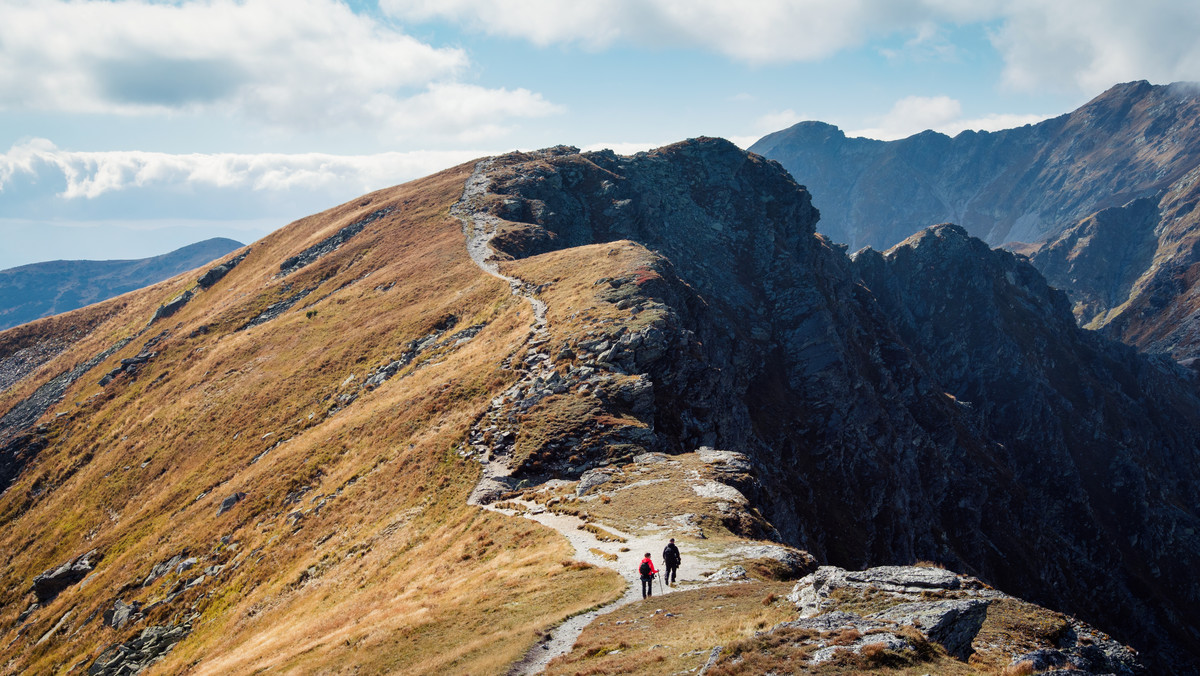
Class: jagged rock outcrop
31,550,101,603
195,249,249,289
852,224,1200,669
87,620,193,676
759,564,1144,674
1034,163,1200,360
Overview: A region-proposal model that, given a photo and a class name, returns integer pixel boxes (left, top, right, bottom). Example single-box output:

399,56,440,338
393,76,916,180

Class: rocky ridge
700,564,1144,674
1033,162,1200,359
751,80,1200,251
450,139,1200,672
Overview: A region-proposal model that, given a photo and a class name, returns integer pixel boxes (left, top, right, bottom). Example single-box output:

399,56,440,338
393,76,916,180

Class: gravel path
451,158,554,506
450,159,547,333
492,499,722,676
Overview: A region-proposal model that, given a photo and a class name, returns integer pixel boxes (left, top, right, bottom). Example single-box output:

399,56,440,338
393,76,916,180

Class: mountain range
752,80,1200,362
0,132,1196,674
0,238,244,332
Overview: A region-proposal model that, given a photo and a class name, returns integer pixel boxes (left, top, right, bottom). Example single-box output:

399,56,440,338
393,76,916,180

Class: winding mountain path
492,496,722,675
451,160,765,674
451,160,700,674
451,159,548,335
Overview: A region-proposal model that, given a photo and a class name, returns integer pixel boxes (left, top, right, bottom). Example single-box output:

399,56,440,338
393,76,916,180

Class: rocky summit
0,138,1196,674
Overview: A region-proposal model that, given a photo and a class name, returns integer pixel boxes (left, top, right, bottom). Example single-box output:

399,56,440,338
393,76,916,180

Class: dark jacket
663,543,681,567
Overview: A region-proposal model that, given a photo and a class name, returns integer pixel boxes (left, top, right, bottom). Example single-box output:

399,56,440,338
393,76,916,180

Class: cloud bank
0,0,560,140
0,138,492,267
0,139,486,200
847,95,1049,140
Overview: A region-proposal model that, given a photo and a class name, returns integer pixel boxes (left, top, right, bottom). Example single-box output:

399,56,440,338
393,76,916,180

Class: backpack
664,544,679,565
639,560,651,576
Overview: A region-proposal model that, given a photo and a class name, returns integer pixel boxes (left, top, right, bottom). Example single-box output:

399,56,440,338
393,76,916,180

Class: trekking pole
658,572,664,594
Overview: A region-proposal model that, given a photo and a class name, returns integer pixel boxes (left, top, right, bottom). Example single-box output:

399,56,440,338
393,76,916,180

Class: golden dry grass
544,581,798,676
0,161,622,675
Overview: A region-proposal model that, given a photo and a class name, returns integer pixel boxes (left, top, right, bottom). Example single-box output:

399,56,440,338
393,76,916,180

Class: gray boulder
731,544,817,579
576,469,612,496
102,599,141,630
216,492,245,516
149,290,192,324
31,549,101,603
870,599,989,659
708,565,748,581
844,565,962,592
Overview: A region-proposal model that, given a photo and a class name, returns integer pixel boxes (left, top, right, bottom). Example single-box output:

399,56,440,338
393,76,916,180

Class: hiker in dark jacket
662,538,681,586
639,553,658,598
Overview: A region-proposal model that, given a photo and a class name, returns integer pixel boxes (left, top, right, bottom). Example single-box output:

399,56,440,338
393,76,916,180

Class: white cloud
0,139,490,200
382,0,992,64
0,138,505,266
0,0,559,140
384,0,1200,94
728,136,763,150
950,112,1051,134
848,95,1051,140
989,0,1200,93
849,95,962,140
756,109,806,133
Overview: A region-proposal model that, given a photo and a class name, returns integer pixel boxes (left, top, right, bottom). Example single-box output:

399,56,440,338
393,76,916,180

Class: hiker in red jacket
638,553,658,598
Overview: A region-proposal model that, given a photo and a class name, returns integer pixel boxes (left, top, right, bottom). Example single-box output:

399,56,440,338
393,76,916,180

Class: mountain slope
0,165,621,675
0,238,244,331
0,139,1191,674
1033,165,1200,360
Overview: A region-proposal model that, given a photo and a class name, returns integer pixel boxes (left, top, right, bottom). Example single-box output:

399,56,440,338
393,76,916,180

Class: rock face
87,620,193,676
466,139,1200,671
1033,164,1200,359
0,237,243,331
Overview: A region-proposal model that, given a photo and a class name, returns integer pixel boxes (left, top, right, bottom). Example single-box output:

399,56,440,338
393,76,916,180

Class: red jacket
639,557,658,576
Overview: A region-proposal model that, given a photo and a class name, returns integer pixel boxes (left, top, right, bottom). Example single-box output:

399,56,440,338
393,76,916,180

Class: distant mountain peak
0,237,244,331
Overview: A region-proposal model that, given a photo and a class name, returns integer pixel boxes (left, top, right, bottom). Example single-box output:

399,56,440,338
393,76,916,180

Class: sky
2,0,1200,269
